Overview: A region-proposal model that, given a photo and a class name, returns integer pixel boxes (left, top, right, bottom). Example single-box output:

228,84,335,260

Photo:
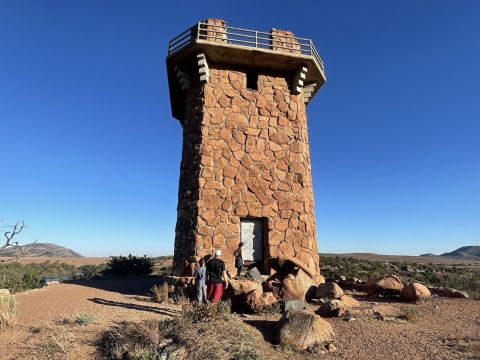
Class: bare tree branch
0,220,36,262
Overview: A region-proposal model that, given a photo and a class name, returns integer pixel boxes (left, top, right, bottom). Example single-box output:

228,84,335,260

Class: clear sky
0,1,479,257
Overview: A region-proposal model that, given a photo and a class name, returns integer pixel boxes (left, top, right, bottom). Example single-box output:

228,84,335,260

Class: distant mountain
0,243,83,258
420,253,437,257
440,246,480,261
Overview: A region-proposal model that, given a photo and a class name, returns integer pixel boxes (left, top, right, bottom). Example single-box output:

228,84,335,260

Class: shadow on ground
88,297,179,316
244,319,277,344
66,277,164,296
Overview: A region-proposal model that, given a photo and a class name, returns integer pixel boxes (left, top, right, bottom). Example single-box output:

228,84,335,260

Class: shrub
0,294,18,329
78,264,104,279
100,301,262,360
105,255,154,276
150,283,169,303
71,313,95,325
399,305,421,322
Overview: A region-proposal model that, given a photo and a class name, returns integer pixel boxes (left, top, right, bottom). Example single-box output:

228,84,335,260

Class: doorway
240,218,264,261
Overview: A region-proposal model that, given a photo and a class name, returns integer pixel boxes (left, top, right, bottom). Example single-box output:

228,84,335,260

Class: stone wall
270,28,301,54
173,64,319,277
199,18,227,43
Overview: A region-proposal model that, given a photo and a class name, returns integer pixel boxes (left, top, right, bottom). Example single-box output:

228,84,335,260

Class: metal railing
168,22,324,72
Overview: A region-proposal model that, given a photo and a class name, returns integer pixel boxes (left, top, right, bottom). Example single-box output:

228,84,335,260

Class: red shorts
207,282,223,303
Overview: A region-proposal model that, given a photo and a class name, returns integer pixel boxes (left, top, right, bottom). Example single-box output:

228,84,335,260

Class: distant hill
420,253,437,257
440,246,480,261
0,243,83,258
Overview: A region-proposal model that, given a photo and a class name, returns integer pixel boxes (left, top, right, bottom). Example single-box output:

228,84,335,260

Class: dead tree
0,220,35,261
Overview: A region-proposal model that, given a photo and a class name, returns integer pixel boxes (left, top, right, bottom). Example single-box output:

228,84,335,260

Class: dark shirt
206,258,225,284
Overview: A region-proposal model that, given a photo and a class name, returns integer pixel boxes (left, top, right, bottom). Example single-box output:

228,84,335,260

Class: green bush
0,261,81,293
78,264,104,279
105,255,153,276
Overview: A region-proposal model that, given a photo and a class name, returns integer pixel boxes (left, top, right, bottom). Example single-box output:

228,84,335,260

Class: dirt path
1,281,479,360
0,278,180,359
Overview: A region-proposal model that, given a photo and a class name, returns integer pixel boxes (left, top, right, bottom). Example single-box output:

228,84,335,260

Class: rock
280,277,305,300
246,291,277,312
380,316,408,324
400,283,431,301
293,268,316,300
327,343,337,353
339,295,360,307
159,342,187,360
245,267,263,283
315,282,344,299
276,310,335,350
228,278,263,297
442,288,469,299
365,275,404,296
279,299,307,312
316,299,347,318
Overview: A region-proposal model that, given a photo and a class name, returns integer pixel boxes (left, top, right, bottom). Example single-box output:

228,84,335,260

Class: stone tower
166,19,326,278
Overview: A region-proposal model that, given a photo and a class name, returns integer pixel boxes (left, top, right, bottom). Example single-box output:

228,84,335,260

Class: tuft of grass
150,283,169,303
28,322,75,357
399,305,421,322
0,294,18,330
62,312,95,325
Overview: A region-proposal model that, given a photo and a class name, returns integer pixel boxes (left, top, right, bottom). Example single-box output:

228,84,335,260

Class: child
234,242,244,280
193,258,207,303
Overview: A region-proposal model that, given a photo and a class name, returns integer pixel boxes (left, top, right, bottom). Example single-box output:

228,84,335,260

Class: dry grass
28,322,76,359
399,305,421,322
0,294,18,330
150,283,169,303
100,301,263,360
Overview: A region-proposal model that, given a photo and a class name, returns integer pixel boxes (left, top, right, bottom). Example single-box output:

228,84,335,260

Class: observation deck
166,20,326,120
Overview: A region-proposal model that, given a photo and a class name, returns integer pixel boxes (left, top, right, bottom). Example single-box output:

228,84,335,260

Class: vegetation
78,264,105,279
0,294,18,330
150,283,169,303
320,255,480,297
0,261,77,293
62,313,95,326
105,255,154,276
399,305,421,322
100,301,262,360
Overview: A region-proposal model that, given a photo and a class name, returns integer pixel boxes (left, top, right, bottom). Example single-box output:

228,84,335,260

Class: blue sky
0,1,479,256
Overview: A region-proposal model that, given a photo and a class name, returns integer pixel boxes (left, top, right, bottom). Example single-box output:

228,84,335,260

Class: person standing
206,249,228,304
234,242,244,280
193,258,207,303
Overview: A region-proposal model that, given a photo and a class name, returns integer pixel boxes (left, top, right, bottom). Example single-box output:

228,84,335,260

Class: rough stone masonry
169,19,324,278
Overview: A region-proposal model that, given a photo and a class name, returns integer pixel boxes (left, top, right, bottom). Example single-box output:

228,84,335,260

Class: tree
0,220,35,261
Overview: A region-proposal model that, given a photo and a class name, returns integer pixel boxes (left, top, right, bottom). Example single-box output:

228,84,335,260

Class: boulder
245,291,277,312
293,268,316,300
228,278,263,297
245,267,263,283
400,283,431,301
276,310,335,350
280,299,307,312
280,276,305,300
315,282,344,299
316,299,347,318
442,287,469,299
339,294,360,307
365,275,404,296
